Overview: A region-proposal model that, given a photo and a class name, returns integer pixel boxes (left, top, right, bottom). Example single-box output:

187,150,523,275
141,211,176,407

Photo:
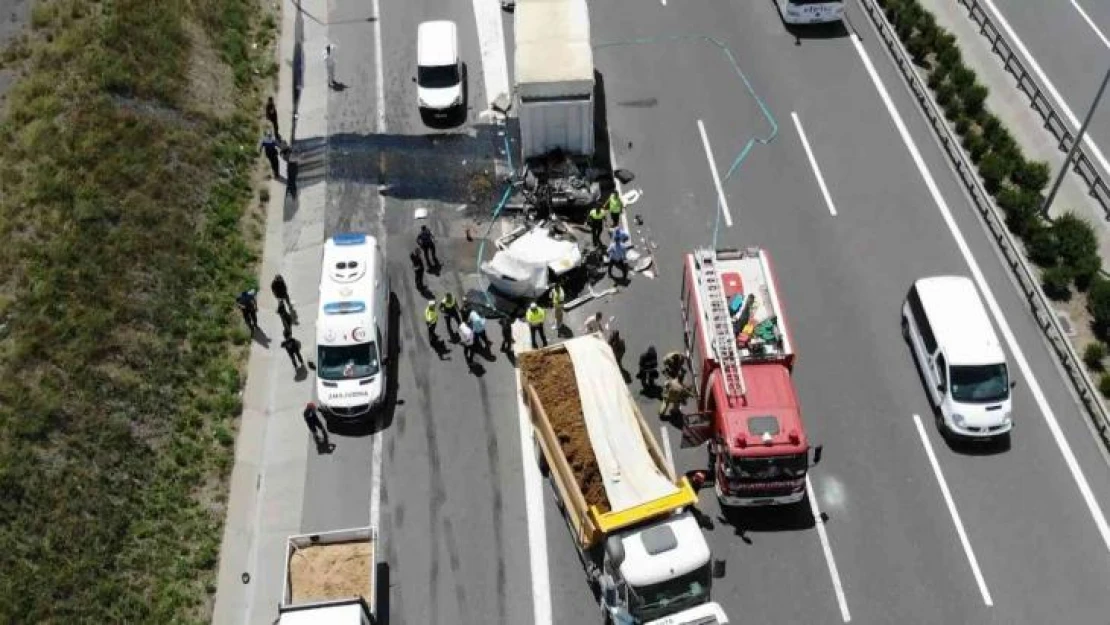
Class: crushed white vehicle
479,220,584,300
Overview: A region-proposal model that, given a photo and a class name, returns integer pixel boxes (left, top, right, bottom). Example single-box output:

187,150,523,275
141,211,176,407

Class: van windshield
318,342,380,380
418,64,459,89
950,363,1009,403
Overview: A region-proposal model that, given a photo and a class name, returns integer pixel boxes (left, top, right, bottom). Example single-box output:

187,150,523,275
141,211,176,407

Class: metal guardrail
858,0,1110,449
957,0,1110,219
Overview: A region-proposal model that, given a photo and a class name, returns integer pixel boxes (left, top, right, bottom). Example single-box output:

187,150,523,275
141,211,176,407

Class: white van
416,21,463,115
314,233,390,419
902,276,1014,440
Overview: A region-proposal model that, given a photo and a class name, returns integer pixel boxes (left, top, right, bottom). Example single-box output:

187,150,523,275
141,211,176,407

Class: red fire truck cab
680,248,822,507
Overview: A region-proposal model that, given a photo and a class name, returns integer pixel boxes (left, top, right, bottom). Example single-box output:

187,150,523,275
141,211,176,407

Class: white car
416,21,463,116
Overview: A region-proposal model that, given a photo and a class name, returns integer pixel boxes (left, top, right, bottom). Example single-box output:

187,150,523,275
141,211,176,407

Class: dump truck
278,526,378,625
679,248,822,507
520,334,729,624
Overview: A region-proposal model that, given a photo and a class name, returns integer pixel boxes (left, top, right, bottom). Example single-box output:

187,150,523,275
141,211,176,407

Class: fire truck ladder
695,249,747,401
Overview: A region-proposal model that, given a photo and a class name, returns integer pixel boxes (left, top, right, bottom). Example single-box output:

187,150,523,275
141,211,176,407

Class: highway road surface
294,0,1110,623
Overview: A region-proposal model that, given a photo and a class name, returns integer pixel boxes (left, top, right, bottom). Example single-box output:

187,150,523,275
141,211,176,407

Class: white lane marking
372,0,385,133
697,119,733,228
471,0,511,112
790,111,839,216
851,32,1110,553
912,415,993,606
1068,0,1110,49
369,430,383,530
807,476,851,622
660,426,676,475
514,324,553,625
977,0,1110,180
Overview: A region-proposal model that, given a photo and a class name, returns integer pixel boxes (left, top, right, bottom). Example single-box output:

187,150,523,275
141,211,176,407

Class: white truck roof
279,603,367,625
317,233,379,348
514,0,594,99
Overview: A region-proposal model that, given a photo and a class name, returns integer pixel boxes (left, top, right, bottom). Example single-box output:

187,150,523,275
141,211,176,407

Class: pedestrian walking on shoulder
440,292,462,336
469,308,491,350
417,225,439,267
260,132,281,178
281,329,305,369
458,321,475,366
271,274,292,308
526,302,547,348
277,300,294,334
588,205,606,248
265,96,280,139
500,315,514,352
550,282,566,331
410,247,426,290
303,402,329,445
325,44,338,89
424,299,440,343
236,289,259,331
607,190,624,227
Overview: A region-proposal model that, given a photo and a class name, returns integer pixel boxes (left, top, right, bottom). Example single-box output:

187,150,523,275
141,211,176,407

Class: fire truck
679,248,822,507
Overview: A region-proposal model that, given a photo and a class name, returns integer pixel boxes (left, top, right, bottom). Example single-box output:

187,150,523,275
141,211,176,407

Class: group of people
423,292,508,367
235,274,306,373
638,347,694,421
587,192,633,281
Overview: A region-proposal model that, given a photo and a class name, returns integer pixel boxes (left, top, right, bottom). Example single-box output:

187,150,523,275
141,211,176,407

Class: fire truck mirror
711,559,727,579
812,445,823,466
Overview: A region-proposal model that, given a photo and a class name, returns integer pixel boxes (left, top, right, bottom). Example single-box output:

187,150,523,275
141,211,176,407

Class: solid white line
372,0,385,134
697,119,733,228
369,431,383,530
977,0,1110,180
851,32,1110,554
515,336,553,625
806,476,851,622
1068,0,1110,49
912,415,993,605
790,111,839,216
660,426,676,475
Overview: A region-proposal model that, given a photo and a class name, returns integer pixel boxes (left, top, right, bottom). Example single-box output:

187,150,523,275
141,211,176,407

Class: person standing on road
526,302,547,348
265,96,280,139
424,299,440,343
583,311,607,335
260,132,281,178
588,205,606,248
458,320,475,366
659,377,694,420
417,225,439,267
607,237,628,280
281,329,305,370
277,300,295,334
468,308,491,350
500,315,515,352
440,292,462,337
236,289,259,331
550,282,565,331
663,350,687,383
325,44,338,89
638,346,660,392
303,402,329,445
607,190,624,227
410,247,426,290
608,329,626,367
271,274,292,309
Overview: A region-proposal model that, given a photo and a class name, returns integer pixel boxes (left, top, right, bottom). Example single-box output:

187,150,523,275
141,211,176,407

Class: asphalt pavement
217,0,1110,623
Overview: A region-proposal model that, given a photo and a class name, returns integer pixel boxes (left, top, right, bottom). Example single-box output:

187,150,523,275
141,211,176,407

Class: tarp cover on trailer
565,336,679,511
479,225,582,299
514,0,594,99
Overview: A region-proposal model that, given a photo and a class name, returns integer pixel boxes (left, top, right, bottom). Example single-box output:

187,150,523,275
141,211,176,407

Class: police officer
281,328,304,370
550,282,565,331
638,346,660,392
236,289,259,331
417,225,439,267
271,274,292,308
587,205,606,248
525,302,547,348
424,300,439,343
303,402,329,445
440,292,461,336
607,190,624,227
410,247,425,290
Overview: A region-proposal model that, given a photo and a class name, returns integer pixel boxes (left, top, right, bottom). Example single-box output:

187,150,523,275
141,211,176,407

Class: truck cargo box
279,526,377,625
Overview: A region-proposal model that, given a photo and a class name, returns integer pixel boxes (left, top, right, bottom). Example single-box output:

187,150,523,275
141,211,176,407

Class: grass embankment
0,0,276,620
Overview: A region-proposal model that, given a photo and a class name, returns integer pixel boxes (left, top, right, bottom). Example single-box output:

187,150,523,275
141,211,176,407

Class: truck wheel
535,439,550,477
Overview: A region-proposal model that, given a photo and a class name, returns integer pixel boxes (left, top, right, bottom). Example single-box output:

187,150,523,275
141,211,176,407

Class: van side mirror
411,76,417,83
1010,380,1017,389
937,383,946,395
711,559,726,579
308,361,317,371
812,445,823,466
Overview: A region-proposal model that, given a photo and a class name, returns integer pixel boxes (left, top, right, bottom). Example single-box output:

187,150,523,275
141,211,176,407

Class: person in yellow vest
549,282,565,331
607,190,624,227
424,299,439,343
587,206,606,248
440,292,461,338
525,302,547,348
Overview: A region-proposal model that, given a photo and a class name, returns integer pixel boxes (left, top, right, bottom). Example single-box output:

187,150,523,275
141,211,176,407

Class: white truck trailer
519,334,729,624
514,0,595,160
278,526,378,625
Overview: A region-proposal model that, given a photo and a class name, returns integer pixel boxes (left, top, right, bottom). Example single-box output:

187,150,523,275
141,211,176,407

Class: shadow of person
431,337,451,360
315,439,337,454
294,366,309,382
330,81,348,91
252,327,271,348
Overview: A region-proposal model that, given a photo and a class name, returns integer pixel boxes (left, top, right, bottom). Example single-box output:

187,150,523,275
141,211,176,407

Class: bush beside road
0,0,274,620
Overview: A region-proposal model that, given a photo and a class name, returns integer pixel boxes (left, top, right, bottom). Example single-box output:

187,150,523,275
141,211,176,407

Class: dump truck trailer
520,334,729,624
278,526,378,625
